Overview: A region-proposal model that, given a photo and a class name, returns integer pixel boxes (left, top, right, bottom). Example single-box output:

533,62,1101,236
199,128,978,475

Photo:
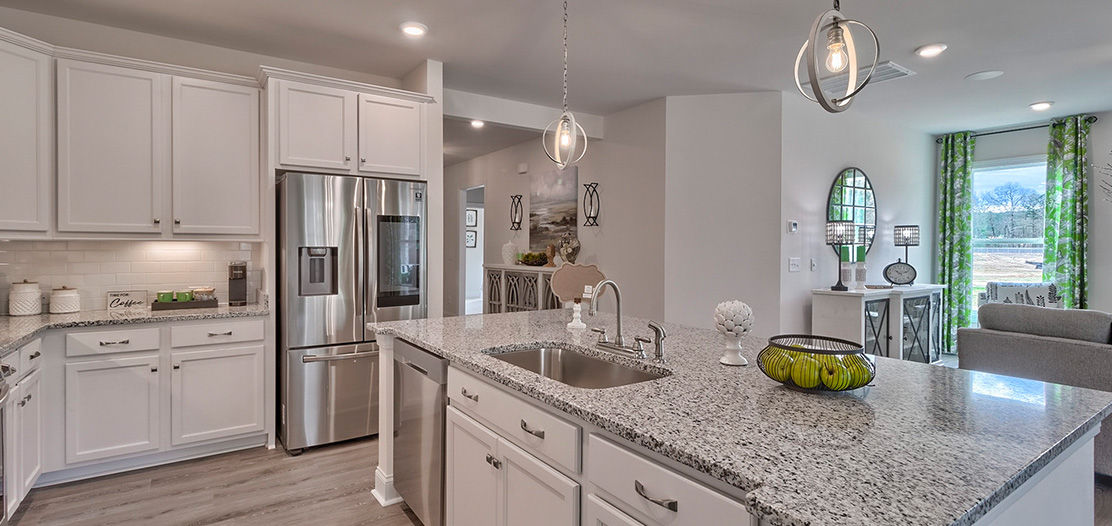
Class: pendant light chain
561,0,569,113
833,0,840,11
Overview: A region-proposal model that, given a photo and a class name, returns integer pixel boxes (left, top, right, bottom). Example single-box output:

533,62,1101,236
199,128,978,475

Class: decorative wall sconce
583,183,600,226
509,195,523,231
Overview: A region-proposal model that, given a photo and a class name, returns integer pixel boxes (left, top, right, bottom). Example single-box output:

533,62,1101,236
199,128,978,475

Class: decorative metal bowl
757,335,874,392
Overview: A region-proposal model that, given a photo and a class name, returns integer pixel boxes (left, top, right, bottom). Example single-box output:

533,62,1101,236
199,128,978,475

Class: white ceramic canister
8,280,43,316
49,286,81,314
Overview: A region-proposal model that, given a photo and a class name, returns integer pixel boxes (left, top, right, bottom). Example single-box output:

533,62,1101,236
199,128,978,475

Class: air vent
816,61,916,96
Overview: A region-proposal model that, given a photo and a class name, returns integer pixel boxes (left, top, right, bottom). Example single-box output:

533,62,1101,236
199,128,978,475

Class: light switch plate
810,258,818,272
789,257,801,272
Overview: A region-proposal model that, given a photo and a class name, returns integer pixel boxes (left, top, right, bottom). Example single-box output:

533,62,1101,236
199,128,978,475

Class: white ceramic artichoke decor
714,300,754,366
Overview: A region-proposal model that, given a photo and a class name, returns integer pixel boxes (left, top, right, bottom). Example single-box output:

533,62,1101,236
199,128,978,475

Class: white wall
780,95,936,333
402,61,446,319
443,99,667,320
664,93,783,337
464,207,485,301
0,6,400,87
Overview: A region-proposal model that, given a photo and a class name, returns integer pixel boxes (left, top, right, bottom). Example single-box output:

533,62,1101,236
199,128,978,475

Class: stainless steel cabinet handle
23,394,31,403
520,419,545,439
301,350,378,363
18,399,26,407
634,480,678,512
404,361,429,376
460,387,479,402
99,339,130,346
29,351,40,360
485,454,501,469
207,331,233,337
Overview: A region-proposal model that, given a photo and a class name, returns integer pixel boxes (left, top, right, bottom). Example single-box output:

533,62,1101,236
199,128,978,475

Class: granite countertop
375,310,1112,526
0,303,269,356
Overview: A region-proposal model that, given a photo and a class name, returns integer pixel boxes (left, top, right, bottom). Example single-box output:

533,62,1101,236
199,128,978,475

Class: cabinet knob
173,364,180,370
153,218,161,225
174,219,181,225
345,156,351,162
360,157,367,163
151,367,158,373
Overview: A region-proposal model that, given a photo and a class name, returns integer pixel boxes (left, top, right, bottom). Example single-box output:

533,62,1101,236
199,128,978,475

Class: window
970,155,1047,323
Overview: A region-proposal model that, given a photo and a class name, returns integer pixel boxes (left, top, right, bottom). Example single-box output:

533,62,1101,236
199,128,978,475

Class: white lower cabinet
65,355,161,464
171,345,264,445
585,494,644,526
6,360,44,517
4,388,18,519
446,406,579,526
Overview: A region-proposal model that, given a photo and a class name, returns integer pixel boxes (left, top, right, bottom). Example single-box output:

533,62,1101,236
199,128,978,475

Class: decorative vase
557,233,581,264
501,241,517,265
714,300,754,366
545,245,557,267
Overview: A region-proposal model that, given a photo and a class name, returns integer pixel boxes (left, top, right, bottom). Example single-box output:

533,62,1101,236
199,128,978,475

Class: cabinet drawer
171,319,264,348
19,339,43,377
588,434,750,525
448,367,581,474
67,328,160,357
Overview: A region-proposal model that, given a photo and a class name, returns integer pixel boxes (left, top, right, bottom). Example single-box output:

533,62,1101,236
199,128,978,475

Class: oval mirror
827,167,877,255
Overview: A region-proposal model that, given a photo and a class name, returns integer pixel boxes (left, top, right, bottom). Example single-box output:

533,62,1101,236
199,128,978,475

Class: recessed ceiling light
965,70,1004,81
470,120,485,129
1029,101,1054,112
914,43,948,58
400,21,428,37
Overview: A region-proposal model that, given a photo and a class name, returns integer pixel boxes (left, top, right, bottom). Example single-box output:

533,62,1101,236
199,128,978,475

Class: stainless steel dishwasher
394,339,448,526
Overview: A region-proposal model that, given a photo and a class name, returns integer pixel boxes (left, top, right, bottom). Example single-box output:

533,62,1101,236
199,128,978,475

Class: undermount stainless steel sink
487,347,667,389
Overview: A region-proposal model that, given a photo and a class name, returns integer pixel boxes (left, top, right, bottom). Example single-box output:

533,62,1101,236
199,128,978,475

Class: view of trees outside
970,161,1047,324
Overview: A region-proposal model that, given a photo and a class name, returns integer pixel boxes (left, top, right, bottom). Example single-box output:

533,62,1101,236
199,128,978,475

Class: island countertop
0,302,269,357
375,309,1112,526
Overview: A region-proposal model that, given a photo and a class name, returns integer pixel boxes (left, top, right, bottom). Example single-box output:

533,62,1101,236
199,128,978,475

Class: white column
373,333,402,505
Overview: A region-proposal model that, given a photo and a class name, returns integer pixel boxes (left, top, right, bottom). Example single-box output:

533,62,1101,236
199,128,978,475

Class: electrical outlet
789,257,801,272
810,258,818,272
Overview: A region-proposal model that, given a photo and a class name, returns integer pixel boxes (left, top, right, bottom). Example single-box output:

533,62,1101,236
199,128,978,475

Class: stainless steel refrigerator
277,172,427,453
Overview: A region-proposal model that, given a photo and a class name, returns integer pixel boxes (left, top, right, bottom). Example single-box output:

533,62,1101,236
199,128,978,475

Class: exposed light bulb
560,130,571,147
825,25,849,73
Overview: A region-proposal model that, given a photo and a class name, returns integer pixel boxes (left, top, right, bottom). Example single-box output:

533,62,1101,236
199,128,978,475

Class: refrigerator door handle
365,201,378,326
302,350,380,363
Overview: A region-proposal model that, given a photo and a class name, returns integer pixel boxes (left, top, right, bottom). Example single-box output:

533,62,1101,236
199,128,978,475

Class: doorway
463,186,485,315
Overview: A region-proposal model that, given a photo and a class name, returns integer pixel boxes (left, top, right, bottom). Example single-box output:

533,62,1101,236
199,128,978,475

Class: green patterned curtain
1044,115,1093,309
937,132,975,354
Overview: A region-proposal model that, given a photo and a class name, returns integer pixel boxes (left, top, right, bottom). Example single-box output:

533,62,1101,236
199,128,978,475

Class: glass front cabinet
812,285,947,364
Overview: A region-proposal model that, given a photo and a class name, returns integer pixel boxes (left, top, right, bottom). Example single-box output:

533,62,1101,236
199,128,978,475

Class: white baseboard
373,466,403,506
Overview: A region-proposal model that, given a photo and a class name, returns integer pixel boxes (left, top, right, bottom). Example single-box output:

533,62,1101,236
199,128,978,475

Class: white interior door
171,77,260,235
278,80,356,171
0,39,51,232
171,345,264,445
357,93,423,176
65,355,160,464
446,406,499,526
57,59,168,233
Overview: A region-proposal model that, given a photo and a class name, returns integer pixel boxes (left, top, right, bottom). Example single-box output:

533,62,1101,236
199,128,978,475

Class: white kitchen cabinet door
585,494,644,526
446,406,500,526
357,93,423,176
172,77,260,235
170,345,264,446
57,59,169,233
16,368,42,494
498,437,580,526
0,39,51,232
4,387,20,518
278,81,356,171
65,355,161,464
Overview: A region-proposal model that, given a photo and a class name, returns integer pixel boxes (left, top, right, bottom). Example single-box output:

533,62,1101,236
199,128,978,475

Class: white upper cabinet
172,77,260,235
57,59,169,233
0,39,52,232
358,93,423,176
278,80,357,171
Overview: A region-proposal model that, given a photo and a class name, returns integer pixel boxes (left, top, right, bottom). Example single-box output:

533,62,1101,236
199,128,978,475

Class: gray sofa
959,303,1112,475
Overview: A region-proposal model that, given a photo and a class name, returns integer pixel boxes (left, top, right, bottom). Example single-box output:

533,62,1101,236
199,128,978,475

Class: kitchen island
373,309,1112,525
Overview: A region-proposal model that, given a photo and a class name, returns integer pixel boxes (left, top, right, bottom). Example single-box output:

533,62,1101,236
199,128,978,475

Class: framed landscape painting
529,166,577,252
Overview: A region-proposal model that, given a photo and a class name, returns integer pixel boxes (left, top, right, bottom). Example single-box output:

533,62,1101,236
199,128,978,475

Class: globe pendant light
793,0,880,113
543,0,587,169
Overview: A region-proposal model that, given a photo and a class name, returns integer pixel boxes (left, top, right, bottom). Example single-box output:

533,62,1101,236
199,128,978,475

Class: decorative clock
883,260,917,286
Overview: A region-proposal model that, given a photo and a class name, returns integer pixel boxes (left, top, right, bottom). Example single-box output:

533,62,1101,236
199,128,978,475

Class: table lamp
825,220,856,291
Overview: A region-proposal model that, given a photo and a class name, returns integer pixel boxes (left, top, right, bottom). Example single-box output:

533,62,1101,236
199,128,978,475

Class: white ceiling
4,0,1111,133
444,117,539,167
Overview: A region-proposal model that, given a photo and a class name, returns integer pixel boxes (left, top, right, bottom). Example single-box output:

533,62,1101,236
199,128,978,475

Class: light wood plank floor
11,438,421,526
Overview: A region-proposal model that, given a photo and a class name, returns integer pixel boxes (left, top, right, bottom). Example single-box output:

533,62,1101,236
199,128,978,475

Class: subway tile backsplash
0,241,263,313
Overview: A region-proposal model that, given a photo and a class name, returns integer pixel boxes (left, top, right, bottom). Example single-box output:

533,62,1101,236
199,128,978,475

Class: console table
812,284,947,363
483,264,562,314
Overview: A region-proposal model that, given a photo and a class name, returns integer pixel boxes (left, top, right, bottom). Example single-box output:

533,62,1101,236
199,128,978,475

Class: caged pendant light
543,0,587,169
793,0,879,113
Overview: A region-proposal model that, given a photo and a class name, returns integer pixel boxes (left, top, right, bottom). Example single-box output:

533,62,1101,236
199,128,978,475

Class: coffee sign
107,290,147,311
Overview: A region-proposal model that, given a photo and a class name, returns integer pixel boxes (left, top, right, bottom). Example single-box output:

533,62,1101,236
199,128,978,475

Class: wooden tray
150,299,219,311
